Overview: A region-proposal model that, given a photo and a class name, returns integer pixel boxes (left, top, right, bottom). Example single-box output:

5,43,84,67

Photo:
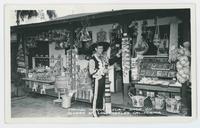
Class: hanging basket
153,17,161,47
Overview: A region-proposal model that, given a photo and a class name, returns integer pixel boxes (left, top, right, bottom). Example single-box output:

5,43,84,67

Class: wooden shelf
133,83,181,93
22,78,55,84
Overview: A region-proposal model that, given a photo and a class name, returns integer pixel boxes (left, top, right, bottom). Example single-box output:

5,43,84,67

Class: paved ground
11,93,140,118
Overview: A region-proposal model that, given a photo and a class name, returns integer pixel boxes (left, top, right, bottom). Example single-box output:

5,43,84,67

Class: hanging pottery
153,17,161,47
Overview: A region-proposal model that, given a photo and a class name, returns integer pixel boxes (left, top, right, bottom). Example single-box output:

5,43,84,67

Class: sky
9,5,133,26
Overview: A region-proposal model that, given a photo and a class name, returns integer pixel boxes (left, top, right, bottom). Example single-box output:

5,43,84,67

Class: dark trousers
93,76,105,109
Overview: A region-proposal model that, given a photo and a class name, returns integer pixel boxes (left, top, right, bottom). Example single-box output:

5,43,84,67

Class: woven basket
128,92,145,108
165,98,181,113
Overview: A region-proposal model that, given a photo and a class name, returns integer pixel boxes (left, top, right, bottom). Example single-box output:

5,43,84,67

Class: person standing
89,42,121,117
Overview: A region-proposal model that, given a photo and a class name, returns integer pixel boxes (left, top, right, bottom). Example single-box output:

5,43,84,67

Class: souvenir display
17,43,26,73
75,57,93,102
140,57,176,78
15,11,191,118
25,36,37,49
121,33,131,84
134,21,149,56
132,55,182,114
131,57,141,81
129,20,138,57
80,27,92,42
110,23,122,59
176,43,191,84
157,34,169,55
104,65,112,114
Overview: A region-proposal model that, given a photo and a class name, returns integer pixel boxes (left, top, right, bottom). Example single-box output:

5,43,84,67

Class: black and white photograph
4,3,197,123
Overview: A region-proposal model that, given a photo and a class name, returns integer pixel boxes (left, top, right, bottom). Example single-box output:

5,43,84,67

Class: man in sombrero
89,42,122,117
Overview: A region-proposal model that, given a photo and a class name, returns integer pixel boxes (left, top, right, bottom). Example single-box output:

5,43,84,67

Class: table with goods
22,55,66,95
125,56,190,116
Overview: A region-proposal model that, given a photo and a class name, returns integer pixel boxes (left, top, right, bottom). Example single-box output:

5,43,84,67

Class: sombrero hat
89,42,110,52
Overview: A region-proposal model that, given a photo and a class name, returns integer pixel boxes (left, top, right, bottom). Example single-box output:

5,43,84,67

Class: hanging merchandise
141,20,148,39
25,36,37,49
153,17,161,47
121,33,131,84
80,27,92,42
134,21,149,56
176,41,191,84
169,41,191,83
65,48,79,92
128,20,138,57
129,20,138,38
97,28,107,42
130,57,141,81
169,22,179,62
75,56,93,102
168,45,178,63
110,23,123,58
52,29,71,49
16,42,26,74
74,28,82,48
112,23,123,38
104,64,112,114
158,34,169,55
75,26,92,55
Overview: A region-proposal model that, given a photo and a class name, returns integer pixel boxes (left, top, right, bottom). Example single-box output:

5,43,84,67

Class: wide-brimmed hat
89,42,110,52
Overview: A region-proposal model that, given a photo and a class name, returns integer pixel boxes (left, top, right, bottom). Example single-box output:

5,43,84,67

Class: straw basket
165,98,181,113
154,96,165,110
128,92,145,108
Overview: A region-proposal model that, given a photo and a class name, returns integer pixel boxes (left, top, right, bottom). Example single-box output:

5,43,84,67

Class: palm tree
16,10,57,25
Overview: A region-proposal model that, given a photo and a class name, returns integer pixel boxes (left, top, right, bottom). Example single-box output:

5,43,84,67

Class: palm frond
16,10,56,25
46,10,57,20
